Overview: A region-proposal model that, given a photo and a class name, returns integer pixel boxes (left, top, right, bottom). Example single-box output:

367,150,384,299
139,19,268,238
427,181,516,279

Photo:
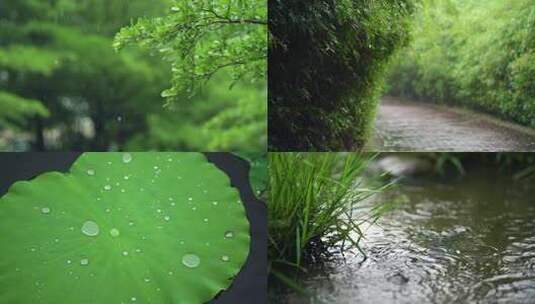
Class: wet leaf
0,152,250,303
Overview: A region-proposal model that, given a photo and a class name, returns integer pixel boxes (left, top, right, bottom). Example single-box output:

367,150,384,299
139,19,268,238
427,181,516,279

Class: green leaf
234,152,267,199
0,91,49,125
0,152,250,303
0,45,62,75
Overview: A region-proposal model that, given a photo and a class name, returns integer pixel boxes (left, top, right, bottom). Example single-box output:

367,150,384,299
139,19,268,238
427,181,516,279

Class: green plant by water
268,153,391,270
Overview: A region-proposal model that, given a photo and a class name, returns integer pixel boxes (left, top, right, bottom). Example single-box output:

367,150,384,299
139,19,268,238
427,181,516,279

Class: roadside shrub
269,0,415,151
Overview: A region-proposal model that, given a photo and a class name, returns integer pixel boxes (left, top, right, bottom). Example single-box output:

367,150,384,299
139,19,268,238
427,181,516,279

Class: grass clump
268,153,390,270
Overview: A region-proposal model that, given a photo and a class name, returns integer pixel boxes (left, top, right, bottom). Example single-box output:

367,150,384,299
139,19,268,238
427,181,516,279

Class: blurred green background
0,0,267,151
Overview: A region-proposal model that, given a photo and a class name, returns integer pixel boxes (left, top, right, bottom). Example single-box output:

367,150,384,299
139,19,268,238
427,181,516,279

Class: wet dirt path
367,97,535,152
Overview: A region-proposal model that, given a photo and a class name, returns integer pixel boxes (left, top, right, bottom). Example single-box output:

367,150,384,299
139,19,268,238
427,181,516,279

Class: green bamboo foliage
387,0,535,127
269,0,415,150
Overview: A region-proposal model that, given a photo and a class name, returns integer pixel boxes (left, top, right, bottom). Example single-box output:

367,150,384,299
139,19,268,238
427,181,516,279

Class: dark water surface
276,168,535,303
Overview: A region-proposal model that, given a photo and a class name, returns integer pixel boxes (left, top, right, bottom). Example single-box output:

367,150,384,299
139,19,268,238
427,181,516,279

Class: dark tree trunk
34,116,45,151
91,100,108,151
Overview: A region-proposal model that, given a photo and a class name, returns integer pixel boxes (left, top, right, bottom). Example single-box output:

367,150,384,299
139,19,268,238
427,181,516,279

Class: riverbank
270,156,535,303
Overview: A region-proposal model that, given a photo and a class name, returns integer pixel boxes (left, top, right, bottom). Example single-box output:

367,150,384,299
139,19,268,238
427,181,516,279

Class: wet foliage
115,0,267,151
0,0,267,151
268,153,389,269
388,0,535,128
268,0,415,151
0,152,250,303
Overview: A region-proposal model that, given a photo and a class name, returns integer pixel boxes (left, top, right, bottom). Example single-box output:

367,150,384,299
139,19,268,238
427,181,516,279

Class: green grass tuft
268,153,391,269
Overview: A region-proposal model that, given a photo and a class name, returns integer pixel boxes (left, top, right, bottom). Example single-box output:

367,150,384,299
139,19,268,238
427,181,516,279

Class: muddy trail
367,97,535,152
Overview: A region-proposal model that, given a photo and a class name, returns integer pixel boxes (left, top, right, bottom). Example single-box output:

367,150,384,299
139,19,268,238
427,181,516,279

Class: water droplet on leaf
110,228,120,238
182,254,200,268
81,221,100,237
122,153,132,163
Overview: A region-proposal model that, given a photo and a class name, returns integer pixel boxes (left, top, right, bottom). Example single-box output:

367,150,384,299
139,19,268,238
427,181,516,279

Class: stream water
274,167,535,303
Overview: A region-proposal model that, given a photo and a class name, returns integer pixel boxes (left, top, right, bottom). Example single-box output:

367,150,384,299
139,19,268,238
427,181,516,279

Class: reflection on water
277,168,535,304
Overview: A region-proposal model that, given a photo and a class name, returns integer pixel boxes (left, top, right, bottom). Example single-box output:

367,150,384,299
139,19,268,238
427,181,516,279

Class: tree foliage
1,0,266,151
387,0,535,128
269,0,415,151
114,0,268,152
0,0,168,151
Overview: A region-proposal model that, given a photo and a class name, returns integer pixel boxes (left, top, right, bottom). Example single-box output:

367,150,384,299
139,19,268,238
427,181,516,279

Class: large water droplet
80,258,89,266
104,185,111,191
164,216,170,221
224,231,234,239
122,153,132,163
182,254,200,268
41,207,50,214
122,251,129,256
110,228,120,238
81,221,100,237
221,255,230,262
87,169,95,176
